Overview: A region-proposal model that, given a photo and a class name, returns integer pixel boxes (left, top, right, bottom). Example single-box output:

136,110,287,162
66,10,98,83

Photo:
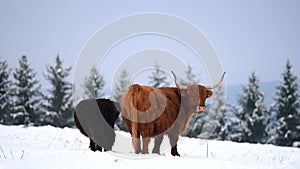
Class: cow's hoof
171,151,180,156
152,149,160,154
96,146,103,152
171,147,180,156
172,153,180,156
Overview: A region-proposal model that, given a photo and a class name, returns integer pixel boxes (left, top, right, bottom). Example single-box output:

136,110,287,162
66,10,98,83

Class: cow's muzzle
196,105,206,113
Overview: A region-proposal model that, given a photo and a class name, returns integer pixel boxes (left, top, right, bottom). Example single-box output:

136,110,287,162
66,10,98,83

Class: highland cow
74,98,120,152
121,71,225,156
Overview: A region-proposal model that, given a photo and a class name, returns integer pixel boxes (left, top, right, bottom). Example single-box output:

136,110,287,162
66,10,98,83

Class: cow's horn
206,71,226,89
171,71,181,88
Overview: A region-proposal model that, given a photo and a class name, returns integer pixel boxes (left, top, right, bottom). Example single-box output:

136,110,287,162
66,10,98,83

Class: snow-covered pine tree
200,86,226,139
43,55,73,127
0,59,13,124
238,72,268,143
112,69,130,132
180,64,200,86
11,55,43,126
218,103,245,141
250,93,269,143
264,108,278,145
148,63,170,88
82,66,105,99
112,69,130,102
185,113,206,138
274,60,300,147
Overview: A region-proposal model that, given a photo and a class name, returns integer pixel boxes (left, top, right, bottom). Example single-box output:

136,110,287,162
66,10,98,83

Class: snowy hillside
0,125,299,169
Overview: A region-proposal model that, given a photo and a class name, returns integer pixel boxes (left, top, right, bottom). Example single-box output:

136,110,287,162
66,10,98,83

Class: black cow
74,98,120,152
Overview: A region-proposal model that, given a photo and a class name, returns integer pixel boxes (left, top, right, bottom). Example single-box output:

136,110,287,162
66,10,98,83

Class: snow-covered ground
0,125,299,169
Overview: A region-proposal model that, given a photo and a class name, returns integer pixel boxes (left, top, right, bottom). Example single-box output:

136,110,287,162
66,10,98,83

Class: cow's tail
73,110,88,137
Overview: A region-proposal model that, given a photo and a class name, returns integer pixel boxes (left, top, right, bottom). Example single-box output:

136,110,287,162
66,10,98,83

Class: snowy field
0,125,299,169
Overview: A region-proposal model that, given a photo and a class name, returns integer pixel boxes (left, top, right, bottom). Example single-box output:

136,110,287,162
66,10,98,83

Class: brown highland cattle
121,71,226,156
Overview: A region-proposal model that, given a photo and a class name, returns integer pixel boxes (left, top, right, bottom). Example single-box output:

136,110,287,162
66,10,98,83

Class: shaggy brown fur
121,72,225,156
121,84,213,156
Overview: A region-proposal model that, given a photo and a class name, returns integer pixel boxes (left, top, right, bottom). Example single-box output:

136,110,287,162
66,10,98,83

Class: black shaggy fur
74,98,120,152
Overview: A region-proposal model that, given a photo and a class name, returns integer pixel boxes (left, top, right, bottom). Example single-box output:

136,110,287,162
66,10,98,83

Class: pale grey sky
1,0,299,88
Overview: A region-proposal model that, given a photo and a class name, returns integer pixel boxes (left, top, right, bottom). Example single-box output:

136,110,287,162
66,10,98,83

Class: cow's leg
89,139,97,152
131,125,141,154
152,135,163,154
132,137,141,154
168,134,180,156
141,137,150,154
95,144,103,152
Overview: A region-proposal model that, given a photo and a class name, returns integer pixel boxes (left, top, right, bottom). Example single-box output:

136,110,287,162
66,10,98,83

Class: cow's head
172,71,226,114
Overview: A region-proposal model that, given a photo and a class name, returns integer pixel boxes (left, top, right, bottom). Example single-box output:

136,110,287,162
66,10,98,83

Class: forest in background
0,55,299,148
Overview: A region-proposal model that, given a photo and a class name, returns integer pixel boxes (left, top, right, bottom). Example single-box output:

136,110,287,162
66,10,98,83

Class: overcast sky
1,0,299,88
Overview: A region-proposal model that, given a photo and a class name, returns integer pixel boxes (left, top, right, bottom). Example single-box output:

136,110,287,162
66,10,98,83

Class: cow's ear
206,90,213,98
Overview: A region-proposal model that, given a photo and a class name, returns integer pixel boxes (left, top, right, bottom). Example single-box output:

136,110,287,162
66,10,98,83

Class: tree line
0,55,299,148
0,55,170,128
0,55,73,127
185,60,299,148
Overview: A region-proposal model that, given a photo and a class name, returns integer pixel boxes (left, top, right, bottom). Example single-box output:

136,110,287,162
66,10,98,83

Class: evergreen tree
218,104,245,141
274,60,300,146
185,113,207,138
0,59,12,124
113,69,130,102
202,86,226,139
148,63,170,88
43,55,73,127
180,64,200,85
265,108,278,145
11,55,43,126
83,66,105,99
238,72,268,143
112,69,130,131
